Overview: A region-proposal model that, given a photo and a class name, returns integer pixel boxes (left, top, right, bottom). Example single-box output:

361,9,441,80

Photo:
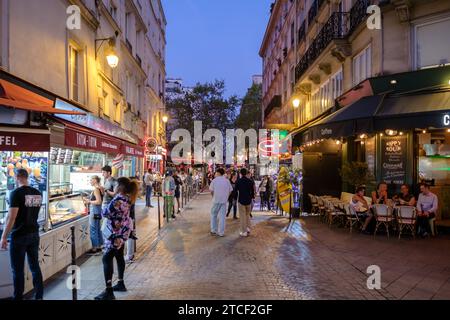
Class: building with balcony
260,0,450,224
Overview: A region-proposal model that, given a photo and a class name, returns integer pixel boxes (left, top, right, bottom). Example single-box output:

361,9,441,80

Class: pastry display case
49,182,73,198
48,193,88,227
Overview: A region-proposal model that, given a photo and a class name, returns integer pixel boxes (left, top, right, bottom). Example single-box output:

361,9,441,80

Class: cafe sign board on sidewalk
380,135,407,185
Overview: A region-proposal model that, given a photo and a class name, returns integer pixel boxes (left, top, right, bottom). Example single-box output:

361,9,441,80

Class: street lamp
292,98,300,109
95,31,120,69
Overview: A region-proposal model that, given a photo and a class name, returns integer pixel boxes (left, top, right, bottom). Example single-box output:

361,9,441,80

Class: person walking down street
0,169,44,300
247,171,256,218
186,173,194,198
95,177,138,300
101,165,118,211
163,170,176,219
258,176,268,211
173,171,183,214
265,175,274,211
226,172,238,219
209,168,233,237
84,176,103,255
236,168,255,237
144,169,154,208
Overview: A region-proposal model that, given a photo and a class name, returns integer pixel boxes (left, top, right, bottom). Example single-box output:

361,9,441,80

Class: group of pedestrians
209,168,256,238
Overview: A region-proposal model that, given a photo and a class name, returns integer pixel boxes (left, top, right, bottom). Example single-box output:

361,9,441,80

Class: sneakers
210,231,217,236
216,234,225,237
247,228,251,234
94,288,116,300
171,215,176,219
240,232,248,237
86,248,101,255
112,281,127,292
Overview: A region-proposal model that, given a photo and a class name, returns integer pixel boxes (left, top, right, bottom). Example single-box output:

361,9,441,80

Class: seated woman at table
372,182,389,205
350,186,373,234
393,184,416,206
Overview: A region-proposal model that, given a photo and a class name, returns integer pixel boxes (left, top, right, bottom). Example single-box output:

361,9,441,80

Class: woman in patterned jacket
95,177,138,300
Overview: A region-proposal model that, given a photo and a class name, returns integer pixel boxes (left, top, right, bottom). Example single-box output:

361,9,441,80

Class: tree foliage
166,80,239,139
234,83,262,131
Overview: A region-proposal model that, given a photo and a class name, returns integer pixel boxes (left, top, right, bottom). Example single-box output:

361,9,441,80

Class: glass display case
48,193,88,227
49,182,73,198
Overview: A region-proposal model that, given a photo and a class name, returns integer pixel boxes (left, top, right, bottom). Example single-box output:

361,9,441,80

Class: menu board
381,136,407,185
50,147,81,165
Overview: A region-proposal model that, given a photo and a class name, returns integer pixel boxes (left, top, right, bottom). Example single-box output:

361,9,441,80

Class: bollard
70,226,77,301
157,193,161,230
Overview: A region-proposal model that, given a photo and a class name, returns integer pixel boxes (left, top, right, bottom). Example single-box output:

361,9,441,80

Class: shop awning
53,118,144,157
307,95,384,141
0,128,50,151
0,79,84,115
375,90,450,130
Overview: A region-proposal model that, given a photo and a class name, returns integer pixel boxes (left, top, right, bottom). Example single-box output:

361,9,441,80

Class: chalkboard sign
381,135,407,185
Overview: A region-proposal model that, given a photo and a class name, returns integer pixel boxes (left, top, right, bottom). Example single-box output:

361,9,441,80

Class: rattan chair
397,206,417,239
344,204,363,233
317,196,327,222
308,194,319,215
325,199,344,227
373,204,394,238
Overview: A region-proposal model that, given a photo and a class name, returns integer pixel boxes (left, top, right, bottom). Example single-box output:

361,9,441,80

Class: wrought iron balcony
349,0,372,34
298,21,306,44
264,95,282,119
295,12,349,83
308,0,327,26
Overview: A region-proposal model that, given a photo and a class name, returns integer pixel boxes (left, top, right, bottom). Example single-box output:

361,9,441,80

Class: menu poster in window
381,136,407,185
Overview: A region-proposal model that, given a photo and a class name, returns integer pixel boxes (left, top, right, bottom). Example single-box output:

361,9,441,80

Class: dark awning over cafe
306,95,384,141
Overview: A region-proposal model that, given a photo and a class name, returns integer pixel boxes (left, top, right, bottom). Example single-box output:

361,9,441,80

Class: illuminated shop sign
444,114,450,126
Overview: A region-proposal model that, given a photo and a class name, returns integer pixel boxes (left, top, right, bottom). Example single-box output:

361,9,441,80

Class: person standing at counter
0,169,44,300
416,183,438,238
144,168,154,208
84,176,103,255
101,165,118,211
95,177,138,300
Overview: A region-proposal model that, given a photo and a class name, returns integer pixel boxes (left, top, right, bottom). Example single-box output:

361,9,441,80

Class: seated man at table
350,186,373,235
372,182,389,205
416,183,438,237
393,184,416,206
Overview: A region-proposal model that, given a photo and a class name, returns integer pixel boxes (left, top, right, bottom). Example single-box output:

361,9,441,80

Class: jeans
227,199,237,218
89,205,104,248
417,212,435,235
145,185,153,207
9,233,44,300
210,203,227,236
102,246,125,287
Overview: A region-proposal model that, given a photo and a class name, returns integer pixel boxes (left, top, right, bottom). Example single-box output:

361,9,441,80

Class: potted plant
339,161,374,192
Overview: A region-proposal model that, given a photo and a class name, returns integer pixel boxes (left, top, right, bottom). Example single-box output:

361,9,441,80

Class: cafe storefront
293,67,450,225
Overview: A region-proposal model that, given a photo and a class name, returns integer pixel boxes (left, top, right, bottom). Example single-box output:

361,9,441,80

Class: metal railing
349,0,372,34
295,12,349,83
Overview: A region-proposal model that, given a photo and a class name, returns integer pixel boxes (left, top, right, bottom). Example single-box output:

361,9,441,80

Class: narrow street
42,193,450,300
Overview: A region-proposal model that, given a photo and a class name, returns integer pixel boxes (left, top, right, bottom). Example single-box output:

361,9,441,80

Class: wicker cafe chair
325,199,344,227
317,196,327,222
344,204,363,233
397,206,417,239
308,194,319,215
373,204,395,238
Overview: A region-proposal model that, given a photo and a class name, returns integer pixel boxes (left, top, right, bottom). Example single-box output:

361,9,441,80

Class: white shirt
209,176,233,204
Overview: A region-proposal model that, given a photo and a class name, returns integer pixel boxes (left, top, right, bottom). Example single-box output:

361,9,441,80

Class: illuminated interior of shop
0,151,49,228
48,147,105,227
418,129,450,186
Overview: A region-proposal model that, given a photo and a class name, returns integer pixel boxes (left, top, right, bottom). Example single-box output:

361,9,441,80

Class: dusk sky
163,0,273,98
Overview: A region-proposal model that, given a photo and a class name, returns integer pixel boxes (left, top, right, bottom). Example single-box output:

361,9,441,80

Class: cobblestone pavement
43,193,450,300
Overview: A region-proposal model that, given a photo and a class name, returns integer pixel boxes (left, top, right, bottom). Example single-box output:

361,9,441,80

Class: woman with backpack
84,176,103,255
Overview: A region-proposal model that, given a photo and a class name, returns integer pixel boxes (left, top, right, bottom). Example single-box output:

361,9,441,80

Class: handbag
101,218,113,240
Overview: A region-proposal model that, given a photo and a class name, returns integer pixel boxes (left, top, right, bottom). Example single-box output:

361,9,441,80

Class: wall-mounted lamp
95,31,120,69
292,98,300,109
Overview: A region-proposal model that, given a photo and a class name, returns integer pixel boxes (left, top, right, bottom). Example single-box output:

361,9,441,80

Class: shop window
114,101,122,124
414,15,450,69
352,45,371,86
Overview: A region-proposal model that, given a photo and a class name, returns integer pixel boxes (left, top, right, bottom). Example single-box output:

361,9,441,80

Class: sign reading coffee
380,135,407,185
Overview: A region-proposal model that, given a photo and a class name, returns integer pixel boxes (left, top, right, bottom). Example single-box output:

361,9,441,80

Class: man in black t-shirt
235,168,255,237
0,169,44,300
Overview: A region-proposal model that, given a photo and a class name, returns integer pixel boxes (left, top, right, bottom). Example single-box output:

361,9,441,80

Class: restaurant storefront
293,66,450,224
